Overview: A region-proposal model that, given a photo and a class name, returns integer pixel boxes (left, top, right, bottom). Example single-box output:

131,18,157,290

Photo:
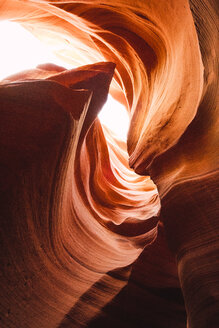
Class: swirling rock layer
0,0,218,327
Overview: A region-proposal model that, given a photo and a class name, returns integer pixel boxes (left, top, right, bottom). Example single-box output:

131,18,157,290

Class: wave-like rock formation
0,1,218,327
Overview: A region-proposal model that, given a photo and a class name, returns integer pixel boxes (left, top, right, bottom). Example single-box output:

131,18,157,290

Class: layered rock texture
0,1,218,327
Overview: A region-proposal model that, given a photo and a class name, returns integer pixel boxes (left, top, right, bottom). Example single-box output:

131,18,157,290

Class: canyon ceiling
0,0,218,327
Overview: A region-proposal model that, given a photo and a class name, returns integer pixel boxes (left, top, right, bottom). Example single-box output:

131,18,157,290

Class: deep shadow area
58,226,187,328
87,285,186,328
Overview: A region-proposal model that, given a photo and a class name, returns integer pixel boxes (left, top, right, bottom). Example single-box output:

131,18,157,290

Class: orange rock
0,1,218,327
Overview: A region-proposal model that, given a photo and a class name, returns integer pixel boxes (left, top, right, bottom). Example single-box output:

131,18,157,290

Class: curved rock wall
0,1,218,327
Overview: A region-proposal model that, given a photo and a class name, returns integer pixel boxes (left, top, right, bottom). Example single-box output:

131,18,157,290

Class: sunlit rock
0,0,218,327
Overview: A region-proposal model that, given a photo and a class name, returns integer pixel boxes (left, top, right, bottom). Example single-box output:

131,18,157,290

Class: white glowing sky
0,20,129,141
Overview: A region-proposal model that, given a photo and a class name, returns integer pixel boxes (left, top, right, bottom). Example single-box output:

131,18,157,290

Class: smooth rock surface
0,1,218,327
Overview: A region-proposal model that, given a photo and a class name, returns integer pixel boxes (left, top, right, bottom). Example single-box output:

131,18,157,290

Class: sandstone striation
0,0,218,327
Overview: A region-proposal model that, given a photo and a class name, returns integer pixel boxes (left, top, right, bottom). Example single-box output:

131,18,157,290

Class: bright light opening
0,21,129,141
0,20,71,80
99,95,129,141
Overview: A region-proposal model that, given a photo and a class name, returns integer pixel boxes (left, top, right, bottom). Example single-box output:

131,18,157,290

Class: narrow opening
0,21,72,80
0,20,129,141
99,95,129,141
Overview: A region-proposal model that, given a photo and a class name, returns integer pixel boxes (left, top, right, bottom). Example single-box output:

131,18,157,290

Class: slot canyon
0,1,218,327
